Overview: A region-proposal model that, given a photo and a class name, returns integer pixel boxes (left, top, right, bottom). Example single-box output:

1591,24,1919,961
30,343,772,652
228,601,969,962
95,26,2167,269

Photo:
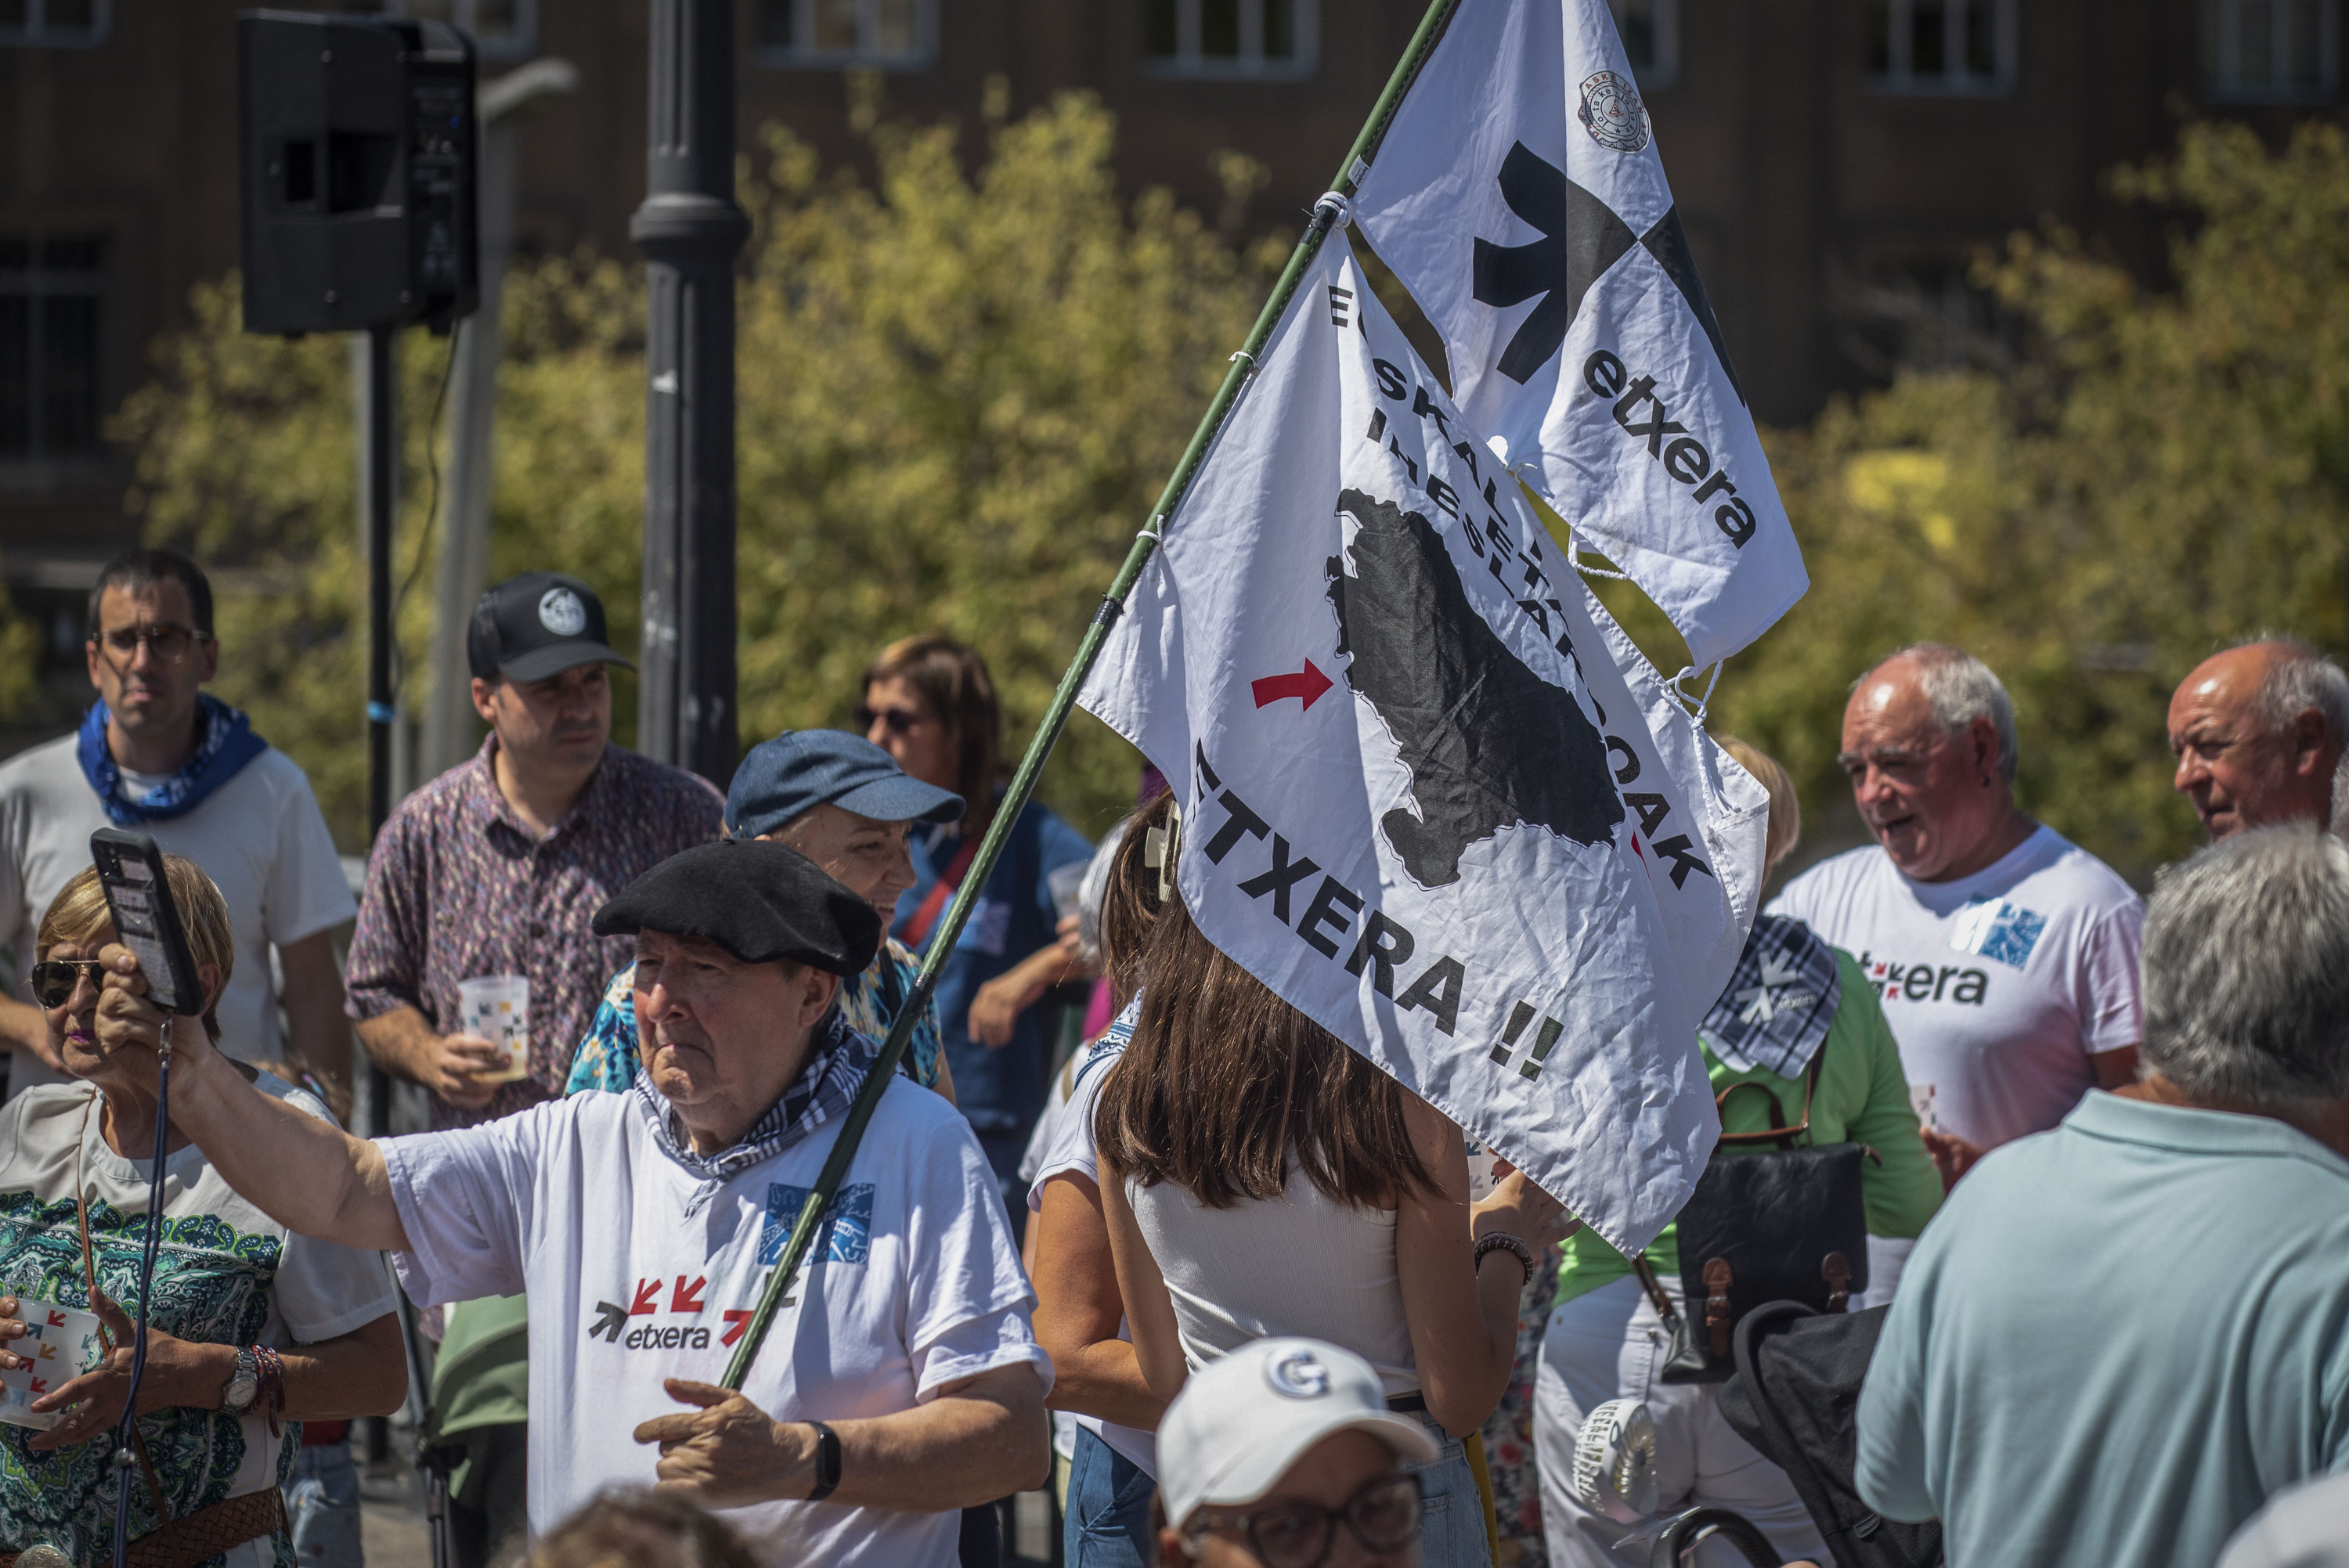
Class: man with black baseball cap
97,838,1052,1567
346,570,723,1131
567,729,966,1103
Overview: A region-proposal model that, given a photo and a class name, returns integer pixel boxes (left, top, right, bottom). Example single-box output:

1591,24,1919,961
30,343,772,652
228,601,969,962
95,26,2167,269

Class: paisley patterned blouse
0,1080,397,1566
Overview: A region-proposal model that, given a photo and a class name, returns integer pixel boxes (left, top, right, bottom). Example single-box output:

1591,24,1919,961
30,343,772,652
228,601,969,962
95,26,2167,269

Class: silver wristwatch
221,1346,260,1413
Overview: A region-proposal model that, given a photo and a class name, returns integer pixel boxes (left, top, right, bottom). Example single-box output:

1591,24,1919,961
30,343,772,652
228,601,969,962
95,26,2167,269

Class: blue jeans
1402,1406,1494,1568
1065,1426,1155,1568
287,1439,364,1566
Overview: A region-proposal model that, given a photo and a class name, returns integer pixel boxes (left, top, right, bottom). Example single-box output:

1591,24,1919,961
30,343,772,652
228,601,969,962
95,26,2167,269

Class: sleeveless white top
1128,1161,1419,1397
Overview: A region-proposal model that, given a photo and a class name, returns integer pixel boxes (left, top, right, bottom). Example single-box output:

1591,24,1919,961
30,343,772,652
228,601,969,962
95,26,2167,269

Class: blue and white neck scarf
635,1007,879,1184
77,694,269,827
1698,914,1842,1078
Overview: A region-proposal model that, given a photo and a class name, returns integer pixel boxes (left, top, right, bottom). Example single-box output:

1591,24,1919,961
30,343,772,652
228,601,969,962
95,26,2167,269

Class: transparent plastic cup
1047,863,1088,925
457,974,531,1084
0,1299,105,1431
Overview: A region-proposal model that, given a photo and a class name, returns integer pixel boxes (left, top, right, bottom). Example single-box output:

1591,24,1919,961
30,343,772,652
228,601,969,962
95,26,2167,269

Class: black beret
591,839,882,975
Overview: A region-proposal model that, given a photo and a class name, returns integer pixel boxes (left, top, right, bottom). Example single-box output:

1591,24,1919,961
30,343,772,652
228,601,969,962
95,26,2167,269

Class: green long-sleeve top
1554,948,1945,1310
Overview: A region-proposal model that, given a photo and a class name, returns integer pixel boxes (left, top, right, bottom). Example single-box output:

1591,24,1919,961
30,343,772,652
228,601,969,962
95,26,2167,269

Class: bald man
2168,640,2349,841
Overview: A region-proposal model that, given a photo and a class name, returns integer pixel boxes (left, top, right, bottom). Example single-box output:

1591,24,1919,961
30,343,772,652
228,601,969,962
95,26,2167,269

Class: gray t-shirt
0,732,355,1087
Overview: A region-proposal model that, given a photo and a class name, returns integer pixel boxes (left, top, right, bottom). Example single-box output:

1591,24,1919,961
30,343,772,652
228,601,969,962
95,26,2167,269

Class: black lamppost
633,0,748,784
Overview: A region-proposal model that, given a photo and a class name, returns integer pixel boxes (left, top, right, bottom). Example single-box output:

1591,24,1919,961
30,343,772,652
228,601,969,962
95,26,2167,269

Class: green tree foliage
1694,120,2349,882
116,92,1274,848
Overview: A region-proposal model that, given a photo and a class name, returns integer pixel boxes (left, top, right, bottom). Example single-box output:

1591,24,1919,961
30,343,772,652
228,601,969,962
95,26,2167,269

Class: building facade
2,0,2340,661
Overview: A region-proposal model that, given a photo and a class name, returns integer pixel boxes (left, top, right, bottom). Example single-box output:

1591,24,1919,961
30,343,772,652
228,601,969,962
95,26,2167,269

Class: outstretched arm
96,941,410,1252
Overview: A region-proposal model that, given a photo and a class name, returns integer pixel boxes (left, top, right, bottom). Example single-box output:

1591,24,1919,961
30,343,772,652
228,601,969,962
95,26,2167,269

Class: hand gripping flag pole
717,0,1464,1393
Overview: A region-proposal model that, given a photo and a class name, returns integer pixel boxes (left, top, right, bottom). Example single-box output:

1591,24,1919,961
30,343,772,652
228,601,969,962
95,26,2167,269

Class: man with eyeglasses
0,547,356,1105
1153,1339,1438,1568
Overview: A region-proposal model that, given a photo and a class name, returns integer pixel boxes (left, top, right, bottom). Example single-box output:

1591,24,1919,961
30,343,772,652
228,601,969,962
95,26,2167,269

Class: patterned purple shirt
345,737,724,1129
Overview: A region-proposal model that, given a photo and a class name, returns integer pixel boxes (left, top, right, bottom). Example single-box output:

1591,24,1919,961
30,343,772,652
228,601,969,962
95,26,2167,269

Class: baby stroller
1574,1301,1944,1567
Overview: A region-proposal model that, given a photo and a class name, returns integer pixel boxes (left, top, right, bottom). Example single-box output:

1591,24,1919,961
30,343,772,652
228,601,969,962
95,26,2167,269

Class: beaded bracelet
251,1344,287,1436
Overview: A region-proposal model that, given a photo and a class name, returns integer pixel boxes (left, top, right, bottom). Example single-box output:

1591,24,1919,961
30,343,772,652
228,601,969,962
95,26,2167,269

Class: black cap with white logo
467,571,634,683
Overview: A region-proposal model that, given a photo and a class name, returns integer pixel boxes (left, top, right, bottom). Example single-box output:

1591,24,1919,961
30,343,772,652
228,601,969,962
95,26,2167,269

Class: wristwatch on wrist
1473,1231,1536,1282
804,1420,843,1503
220,1346,260,1414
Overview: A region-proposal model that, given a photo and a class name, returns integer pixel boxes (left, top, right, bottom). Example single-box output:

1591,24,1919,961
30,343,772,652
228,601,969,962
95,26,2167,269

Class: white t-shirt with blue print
381,1074,1049,1566
1770,824,2143,1152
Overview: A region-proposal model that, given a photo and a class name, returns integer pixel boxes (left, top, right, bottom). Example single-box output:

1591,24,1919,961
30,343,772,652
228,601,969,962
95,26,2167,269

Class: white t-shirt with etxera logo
380,1076,1048,1567
1768,825,2144,1152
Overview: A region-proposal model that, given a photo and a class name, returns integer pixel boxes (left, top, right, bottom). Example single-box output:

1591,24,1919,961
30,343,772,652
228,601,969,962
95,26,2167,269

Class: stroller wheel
1571,1397,1659,1523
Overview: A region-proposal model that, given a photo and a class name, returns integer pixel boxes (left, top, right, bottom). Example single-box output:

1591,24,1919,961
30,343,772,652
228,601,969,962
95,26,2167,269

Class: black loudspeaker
237,9,478,336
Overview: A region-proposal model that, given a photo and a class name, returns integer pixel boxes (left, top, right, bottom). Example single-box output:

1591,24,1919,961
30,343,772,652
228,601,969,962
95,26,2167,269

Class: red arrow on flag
1251,660,1333,712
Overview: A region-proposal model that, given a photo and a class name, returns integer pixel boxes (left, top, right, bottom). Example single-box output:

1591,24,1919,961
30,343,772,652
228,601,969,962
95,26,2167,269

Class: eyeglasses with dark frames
1182,1471,1423,1568
90,623,212,668
33,960,106,1009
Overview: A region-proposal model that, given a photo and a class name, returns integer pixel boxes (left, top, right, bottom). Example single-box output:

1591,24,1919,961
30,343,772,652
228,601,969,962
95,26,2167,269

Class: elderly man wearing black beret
91,839,1051,1567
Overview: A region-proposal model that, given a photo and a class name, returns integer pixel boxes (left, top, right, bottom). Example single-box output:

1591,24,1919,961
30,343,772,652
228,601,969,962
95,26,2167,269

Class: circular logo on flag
538,586,587,636
1578,70,1651,153
1264,1348,1331,1400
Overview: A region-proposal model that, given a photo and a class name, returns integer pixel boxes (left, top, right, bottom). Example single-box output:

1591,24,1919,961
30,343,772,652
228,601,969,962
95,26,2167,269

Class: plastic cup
0,1299,106,1431
457,974,531,1084
1047,863,1088,925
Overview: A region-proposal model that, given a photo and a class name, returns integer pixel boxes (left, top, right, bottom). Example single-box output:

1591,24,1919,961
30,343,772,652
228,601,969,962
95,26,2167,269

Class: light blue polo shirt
1858,1091,2349,1567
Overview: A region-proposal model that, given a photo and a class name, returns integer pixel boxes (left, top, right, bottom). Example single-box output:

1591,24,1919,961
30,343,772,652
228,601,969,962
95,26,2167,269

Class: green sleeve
1831,951,1943,1241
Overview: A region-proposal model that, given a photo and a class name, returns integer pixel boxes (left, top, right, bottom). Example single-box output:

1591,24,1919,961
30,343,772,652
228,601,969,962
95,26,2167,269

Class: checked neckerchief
634,1006,879,1184
1697,914,1841,1078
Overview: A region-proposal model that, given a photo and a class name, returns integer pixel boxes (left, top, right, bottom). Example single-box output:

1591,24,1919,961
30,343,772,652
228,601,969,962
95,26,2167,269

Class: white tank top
1128,1161,1420,1397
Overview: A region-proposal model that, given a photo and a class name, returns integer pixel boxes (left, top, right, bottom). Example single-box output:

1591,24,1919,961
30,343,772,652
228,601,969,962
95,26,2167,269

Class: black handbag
1630,1054,1875,1385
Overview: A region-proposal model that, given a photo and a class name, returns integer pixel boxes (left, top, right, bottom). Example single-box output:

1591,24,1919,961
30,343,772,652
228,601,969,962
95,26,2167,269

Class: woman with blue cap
565,730,967,1100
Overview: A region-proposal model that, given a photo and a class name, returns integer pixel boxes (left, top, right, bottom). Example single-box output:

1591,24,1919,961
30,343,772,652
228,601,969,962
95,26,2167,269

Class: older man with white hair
1770,646,2143,1246
2168,636,2349,841
1857,825,2349,1568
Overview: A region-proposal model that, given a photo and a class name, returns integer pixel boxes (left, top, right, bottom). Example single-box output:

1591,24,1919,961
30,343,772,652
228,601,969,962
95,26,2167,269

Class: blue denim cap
726,729,965,840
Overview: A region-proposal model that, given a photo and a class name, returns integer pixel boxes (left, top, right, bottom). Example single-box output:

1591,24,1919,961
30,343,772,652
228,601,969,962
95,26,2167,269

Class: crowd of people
0,546,2344,1568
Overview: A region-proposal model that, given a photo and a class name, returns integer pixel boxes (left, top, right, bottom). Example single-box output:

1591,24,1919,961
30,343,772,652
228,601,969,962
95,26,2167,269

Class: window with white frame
1144,0,1318,81
1865,0,2015,93
756,0,934,68
0,0,110,48
336,0,536,61
1,236,107,464
1607,0,1680,88
2204,0,2339,101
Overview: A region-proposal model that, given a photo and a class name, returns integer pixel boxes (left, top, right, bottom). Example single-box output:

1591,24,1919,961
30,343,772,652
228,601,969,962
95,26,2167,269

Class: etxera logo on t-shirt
1947,897,2047,971
1857,953,1989,1007
759,1183,875,1267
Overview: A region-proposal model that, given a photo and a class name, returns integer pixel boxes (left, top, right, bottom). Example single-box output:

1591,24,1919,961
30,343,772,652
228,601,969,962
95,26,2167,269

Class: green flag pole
720,0,1462,1393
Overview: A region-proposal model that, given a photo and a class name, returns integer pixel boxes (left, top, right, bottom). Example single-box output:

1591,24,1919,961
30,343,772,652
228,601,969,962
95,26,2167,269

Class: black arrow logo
587,1301,626,1343
1470,142,1745,405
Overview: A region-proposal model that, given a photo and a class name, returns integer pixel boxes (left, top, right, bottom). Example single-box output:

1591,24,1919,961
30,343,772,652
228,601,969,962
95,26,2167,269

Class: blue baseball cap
726,730,964,840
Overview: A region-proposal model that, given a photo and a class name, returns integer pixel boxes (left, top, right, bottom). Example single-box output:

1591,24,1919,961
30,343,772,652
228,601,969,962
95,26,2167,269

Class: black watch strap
805,1419,843,1502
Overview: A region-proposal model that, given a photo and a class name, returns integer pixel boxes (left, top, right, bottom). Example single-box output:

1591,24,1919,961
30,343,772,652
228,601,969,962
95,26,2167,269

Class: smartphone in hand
88,829,204,1018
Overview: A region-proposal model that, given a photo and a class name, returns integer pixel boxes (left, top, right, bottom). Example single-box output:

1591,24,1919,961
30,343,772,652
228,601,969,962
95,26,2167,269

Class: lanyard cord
106,1015,175,1567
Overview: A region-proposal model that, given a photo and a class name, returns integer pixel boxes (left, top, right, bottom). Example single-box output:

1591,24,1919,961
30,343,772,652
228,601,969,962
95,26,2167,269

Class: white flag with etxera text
1351,0,1807,669
1079,234,1724,1254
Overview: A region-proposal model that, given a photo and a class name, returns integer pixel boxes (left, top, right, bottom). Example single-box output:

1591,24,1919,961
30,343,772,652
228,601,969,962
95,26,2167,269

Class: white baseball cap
1157,1338,1438,1531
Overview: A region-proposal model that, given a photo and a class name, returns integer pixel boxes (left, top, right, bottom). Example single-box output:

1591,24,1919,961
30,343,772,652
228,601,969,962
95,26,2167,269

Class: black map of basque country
1326,488,1622,888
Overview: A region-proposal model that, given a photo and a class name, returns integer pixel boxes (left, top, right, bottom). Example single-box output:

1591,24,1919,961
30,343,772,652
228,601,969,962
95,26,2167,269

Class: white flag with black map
1078,234,1718,1254
1350,0,1807,669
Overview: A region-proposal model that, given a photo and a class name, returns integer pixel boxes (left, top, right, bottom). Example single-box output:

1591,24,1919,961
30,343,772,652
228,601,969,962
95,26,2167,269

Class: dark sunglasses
853,704,931,736
1187,1472,1423,1568
32,960,105,1008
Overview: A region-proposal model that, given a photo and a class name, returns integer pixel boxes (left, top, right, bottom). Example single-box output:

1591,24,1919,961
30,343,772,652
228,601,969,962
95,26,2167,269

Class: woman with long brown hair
1097,858,1572,1568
